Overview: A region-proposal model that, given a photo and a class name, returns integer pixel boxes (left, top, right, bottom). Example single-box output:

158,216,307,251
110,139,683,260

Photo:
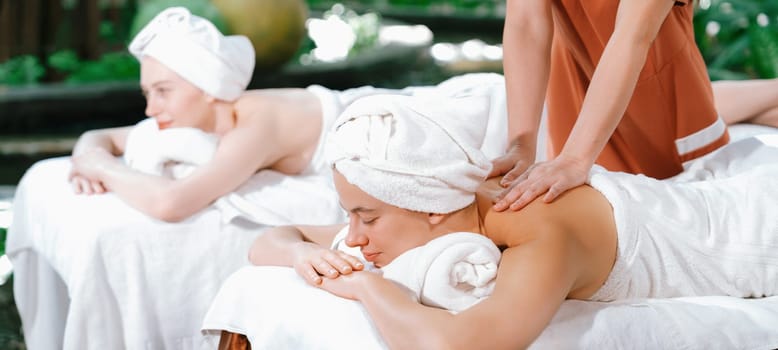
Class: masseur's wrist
557,148,596,169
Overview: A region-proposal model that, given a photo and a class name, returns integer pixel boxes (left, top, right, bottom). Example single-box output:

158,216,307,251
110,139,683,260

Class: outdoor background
1,0,778,348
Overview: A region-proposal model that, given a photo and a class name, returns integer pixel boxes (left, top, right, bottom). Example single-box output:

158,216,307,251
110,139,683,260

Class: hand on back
492,154,591,211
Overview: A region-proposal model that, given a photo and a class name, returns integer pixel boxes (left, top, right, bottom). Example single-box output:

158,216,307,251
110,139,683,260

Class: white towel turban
128,7,255,101
326,94,493,214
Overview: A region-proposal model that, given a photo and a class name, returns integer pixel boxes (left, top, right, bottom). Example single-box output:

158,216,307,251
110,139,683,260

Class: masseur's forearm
559,33,650,164
503,0,553,150
560,1,675,164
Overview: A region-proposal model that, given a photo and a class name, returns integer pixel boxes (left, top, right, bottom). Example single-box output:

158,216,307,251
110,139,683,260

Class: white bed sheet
6,157,343,350
203,267,778,350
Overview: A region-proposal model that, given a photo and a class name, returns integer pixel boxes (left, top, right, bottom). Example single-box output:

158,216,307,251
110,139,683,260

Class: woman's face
140,56,214,131
333,170,440,268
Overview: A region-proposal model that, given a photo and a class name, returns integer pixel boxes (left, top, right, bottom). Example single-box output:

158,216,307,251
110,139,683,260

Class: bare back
475,178,618,299
234,88,324,174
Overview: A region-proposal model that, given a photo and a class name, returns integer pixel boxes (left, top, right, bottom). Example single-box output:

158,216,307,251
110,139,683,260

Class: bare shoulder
228,88,324,174
235,88,321,116
475,181,614,248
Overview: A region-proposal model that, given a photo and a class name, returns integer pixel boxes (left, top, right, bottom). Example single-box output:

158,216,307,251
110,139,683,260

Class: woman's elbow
146,196,199,222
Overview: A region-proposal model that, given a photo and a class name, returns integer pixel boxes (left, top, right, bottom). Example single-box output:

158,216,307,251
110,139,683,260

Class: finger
326,253,355,275
493,180,527,211
509,179,550,211
542,182,567,203
79,178,94,195
488,157,513,178
70,178,83,194
297,264,323,285
338,252,365,271
499,166,523,187
314,259,339,278
90,181,105,194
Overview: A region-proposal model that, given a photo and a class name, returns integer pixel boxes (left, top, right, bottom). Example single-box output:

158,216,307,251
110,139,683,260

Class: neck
432,203,483,236
211,101,236,136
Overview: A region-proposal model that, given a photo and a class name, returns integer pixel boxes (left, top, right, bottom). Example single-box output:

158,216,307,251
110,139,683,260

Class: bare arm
495,0,677,211
71,114,286,221
490,0,553,181
69,126,133,194
561,0,676,165
72,126,132,156
319,230,583,350
249,223,364,284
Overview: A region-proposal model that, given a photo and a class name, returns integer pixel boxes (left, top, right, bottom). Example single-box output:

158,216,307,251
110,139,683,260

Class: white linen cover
6,157,343,350
202,266,778,350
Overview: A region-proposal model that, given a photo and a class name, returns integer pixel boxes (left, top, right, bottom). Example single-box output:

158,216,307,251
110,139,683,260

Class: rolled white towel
331,227,501,313
381,232,501,313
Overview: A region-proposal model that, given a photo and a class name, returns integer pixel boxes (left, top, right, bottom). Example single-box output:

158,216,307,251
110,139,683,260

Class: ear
428,213,446,225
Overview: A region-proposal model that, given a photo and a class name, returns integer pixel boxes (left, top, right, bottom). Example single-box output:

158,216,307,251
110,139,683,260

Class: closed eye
361,217,377,225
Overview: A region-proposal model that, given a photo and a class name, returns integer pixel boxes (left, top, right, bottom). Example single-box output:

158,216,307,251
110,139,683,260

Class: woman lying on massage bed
238,93,778,349
67,7,329,222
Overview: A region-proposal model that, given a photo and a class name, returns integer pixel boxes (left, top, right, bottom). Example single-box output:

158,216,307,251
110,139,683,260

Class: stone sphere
212,0,309,72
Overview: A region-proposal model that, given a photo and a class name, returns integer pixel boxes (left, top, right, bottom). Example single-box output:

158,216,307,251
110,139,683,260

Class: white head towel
128,6,255,101
326,94,493,214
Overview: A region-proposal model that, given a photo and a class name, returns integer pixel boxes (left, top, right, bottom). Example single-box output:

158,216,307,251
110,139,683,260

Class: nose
344,218,368,248
144,95,161,117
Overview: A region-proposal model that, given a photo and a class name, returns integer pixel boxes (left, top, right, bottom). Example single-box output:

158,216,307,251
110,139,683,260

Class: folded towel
331,227,500,313
381,232,500,313
123,118,345,226
128,7,254,101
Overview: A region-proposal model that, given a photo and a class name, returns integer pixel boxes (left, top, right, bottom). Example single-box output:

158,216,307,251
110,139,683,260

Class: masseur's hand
489,142,535,187
493,154,591,211
292,243,364,286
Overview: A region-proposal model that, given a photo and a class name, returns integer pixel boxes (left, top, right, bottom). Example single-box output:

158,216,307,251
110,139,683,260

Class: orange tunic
546,0,729,179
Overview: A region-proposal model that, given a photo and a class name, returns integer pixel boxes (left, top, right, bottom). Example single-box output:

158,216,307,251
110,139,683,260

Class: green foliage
130,0,229,39
48,50,140,84
694,0,778,80
0,55,46,86
0,227,5,257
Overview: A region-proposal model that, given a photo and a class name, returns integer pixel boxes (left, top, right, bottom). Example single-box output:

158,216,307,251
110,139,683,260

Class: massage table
202,123,778,350
6,158,344,350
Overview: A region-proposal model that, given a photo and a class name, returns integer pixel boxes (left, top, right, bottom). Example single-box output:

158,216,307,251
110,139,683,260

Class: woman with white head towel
243,92,778,349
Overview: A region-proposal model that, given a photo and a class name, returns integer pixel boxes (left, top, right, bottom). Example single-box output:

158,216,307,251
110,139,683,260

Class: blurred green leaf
0,227,6,256
129,0,229,40
0,55,45,86
48,50,82,73
694,0,778,80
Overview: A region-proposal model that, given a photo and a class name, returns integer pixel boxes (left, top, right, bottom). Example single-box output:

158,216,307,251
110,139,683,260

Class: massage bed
202,123,778,350
6,157,345,350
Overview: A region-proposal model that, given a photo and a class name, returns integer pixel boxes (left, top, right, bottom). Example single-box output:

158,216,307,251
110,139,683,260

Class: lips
361,251,380,262
156,120,173,130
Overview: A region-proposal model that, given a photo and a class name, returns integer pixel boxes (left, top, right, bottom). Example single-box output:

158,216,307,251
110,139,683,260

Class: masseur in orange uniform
493,0,730,211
